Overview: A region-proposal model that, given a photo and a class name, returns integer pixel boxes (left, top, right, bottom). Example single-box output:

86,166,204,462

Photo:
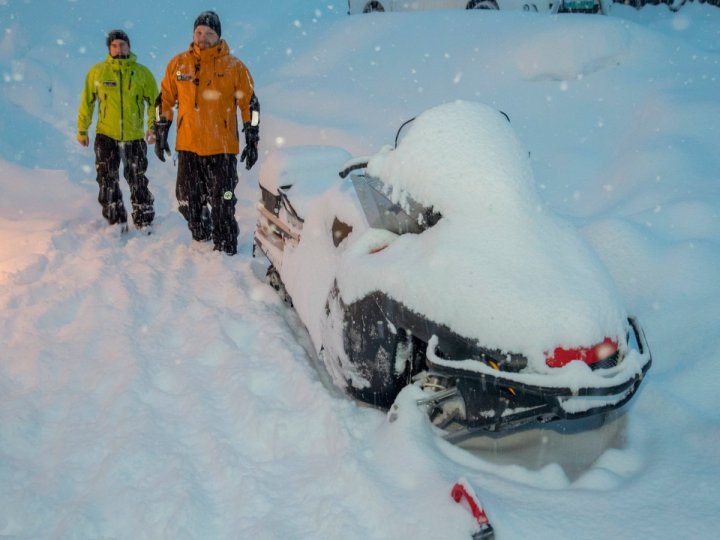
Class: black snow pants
176,151,239,255
94,133,155,228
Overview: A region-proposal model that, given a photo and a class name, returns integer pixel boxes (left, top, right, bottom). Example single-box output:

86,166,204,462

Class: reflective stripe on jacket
160,40,254,157
77,53,158,142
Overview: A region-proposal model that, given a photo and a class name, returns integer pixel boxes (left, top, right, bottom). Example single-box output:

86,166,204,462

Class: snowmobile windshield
351,174,441,235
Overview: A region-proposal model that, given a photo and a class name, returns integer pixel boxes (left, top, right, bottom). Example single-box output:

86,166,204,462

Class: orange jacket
160,40,254,156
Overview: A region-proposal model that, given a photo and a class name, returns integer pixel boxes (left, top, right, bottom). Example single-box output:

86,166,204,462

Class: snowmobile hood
337,101,627,369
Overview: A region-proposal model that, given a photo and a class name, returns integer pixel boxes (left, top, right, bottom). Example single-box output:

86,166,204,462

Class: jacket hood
105,51,138,66
189,39,229,60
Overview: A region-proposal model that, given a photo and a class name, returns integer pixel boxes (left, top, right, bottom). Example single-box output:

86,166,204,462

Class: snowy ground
1,1,719,538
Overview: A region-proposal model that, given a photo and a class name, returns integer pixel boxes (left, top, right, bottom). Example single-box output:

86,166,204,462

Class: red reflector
369,244,388,254
546,337,618,368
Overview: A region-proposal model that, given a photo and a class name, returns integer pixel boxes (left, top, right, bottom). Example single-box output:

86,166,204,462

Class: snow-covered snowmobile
253,101,651,443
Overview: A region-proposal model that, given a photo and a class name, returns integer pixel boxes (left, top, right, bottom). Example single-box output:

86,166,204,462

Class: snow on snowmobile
253,101,651,443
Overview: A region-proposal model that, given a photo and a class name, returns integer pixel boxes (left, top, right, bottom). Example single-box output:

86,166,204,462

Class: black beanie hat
194,11,221,37
106,29,130,48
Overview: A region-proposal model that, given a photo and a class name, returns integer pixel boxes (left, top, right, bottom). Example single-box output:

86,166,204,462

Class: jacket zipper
133,68,141,125
194,62,200,110
119,68,125,140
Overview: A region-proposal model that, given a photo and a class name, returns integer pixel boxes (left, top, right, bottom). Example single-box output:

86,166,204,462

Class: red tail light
546,337,618,368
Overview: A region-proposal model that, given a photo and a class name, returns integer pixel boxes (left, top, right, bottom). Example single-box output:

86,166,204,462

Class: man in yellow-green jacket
77,30,158,232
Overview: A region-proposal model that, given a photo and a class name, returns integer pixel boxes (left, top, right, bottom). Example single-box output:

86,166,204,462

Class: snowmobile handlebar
338,161,369,179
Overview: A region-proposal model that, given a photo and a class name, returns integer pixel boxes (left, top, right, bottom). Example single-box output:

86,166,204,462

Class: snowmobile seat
259,146,352,220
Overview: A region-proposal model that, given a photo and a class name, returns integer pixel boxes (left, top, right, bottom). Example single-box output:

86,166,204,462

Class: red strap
451,482,489,525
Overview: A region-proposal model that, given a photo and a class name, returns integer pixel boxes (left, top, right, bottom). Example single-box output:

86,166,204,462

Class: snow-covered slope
1,2,719,538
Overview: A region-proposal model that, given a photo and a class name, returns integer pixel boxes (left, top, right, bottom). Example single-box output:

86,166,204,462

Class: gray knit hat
194,11,221,37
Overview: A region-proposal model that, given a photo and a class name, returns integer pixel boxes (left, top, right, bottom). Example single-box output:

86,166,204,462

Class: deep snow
1,1,719,539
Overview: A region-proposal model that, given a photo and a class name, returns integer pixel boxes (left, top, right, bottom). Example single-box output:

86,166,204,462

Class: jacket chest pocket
101,80,119,100
176,71,193,83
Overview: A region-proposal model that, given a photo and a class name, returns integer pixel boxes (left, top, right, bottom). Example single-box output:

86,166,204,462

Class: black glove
240,123,259,170
154,118,171,162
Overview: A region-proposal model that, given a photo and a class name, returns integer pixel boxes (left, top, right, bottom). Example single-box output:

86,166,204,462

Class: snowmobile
253,101,651,443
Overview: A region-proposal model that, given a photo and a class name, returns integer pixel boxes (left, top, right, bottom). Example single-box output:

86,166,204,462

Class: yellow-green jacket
78,53,158,142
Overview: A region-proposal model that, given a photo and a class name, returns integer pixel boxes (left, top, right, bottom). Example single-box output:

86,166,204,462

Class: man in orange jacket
155,11,259,255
